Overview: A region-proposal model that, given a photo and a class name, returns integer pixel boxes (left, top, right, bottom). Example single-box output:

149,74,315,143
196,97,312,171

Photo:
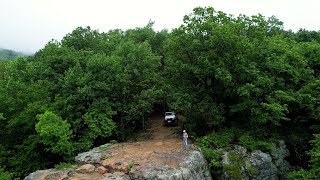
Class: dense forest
0,48,27,60
0,7,320,179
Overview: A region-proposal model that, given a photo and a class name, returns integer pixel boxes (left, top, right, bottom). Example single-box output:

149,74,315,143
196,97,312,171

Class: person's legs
183,139,188,150
185,139,188,149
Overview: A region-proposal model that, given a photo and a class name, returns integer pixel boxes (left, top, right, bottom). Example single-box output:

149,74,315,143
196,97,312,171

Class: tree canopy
0,7,319,179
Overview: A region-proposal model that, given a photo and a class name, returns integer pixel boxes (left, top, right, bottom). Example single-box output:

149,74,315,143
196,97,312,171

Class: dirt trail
145,114,181,140
102,114,192,169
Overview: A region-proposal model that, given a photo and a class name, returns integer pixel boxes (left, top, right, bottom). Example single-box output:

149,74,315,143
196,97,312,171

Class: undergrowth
196,127,276,176
54,162,78,170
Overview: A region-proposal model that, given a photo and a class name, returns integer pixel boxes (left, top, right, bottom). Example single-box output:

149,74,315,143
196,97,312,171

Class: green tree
35,111,74,157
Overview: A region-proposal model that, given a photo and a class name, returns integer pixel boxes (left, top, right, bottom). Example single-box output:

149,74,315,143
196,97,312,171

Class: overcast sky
1,0,319,53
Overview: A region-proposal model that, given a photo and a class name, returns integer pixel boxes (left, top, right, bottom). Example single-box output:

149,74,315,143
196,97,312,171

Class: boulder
97,166,107,174
24,169,69,180
247,150,277,180
132,151,212,180
75,144,111,165
180,151,212,180
271,140,291,178
75,164,95,173
234,145,247,156
221,142,291,180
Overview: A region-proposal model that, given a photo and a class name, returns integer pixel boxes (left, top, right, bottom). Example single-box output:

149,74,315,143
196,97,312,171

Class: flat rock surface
101,115,193,170
25,115,211,180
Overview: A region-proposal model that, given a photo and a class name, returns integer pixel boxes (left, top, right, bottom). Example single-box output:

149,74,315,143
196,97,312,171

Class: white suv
164,111,178,126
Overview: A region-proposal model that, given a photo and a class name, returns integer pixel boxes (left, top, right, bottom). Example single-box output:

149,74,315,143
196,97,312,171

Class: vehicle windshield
165,112,174,116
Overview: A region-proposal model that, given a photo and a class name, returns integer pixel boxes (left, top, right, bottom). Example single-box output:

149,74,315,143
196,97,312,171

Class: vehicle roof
165,111,175,114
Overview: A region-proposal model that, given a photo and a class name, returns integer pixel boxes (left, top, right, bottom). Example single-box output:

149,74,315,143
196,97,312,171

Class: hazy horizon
1,0,319,53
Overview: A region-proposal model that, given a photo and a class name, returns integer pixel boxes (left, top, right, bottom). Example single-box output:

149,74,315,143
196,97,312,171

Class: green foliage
224,152,257,179
196,128,277,176
196,129,235,174
36,111,74,157
1,6,320,179
247,165,257,175
223,152,245,180
287,169,312,180
309,134,320,171
0,61,10,80
99,146,108,151
239,134,275,153
166,7,320,177
83,111,116,140
295,29,320,43
0,167,12,180
103,156,111,160
61,26,104,52
127,162,134,173
197,129,234,149
288,134,320,179
54,163,78,170
0,22,165,178
203,148,224,173
110,140,118,144
164,7,297,133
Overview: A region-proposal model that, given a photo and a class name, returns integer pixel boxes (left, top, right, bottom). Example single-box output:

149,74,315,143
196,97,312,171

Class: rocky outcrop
24,169,69,180
75,144,112,165
24,143,212,180
180,151,211,179
221,140,290,180
132,151,211,180
247,150,278,180
271,140,290,178
24,114,213,180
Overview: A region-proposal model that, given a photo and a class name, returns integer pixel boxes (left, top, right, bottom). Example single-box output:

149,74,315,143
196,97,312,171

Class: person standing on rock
183,130,188,150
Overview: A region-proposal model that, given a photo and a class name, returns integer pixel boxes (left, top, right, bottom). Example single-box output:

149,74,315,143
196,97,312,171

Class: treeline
0,48,27,60
0,7,319,179
165,8,320,179
0,23,167,178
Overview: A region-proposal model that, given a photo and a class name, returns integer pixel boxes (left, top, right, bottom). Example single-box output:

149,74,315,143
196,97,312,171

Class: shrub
127,162,134,173
54,163,78,170
202,148,224,173
196,128,235,174
99,146,108,151
287,169,311,180
238,133,275,153
223,152,245,180
110,140,118,144
196,128,234,149
0,167,12,180
288,134,320,179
